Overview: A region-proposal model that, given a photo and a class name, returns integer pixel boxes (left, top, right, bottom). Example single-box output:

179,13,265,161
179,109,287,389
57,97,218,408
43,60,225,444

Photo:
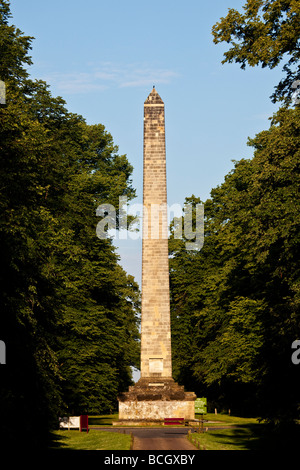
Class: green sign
195,397,207,414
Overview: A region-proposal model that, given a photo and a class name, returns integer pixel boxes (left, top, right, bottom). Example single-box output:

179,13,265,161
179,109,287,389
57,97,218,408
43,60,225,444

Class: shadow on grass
48,414,119,450
204,423,300,450
48,431,70,450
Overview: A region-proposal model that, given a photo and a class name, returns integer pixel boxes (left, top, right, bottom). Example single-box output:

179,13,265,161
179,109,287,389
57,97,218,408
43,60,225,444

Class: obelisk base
115,378,196,425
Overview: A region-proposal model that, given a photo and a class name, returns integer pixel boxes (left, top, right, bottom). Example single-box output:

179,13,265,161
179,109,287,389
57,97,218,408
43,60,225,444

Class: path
132,429,197,450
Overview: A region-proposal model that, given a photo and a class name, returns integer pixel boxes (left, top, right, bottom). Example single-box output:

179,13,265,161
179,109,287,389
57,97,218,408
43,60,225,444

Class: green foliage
170,106,300,423
194,298,264,386
212,0,300,103
169,0,300,426
0,0,33,85
0,1,140,449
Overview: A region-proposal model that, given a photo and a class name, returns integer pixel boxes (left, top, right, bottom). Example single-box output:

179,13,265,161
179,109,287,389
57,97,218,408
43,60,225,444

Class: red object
164,418,185,425
80,415,88,432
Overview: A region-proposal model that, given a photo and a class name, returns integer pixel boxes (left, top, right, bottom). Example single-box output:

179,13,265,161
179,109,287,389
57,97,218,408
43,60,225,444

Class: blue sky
10,0,283,286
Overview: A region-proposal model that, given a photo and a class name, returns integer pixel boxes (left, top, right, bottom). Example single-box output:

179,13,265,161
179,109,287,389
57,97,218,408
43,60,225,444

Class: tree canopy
0,0,140,449
212,0,300,103
170,0,300,426
170,105,300,422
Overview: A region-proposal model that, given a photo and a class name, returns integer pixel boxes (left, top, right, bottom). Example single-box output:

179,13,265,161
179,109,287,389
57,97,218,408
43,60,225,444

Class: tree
212,0,300,103
0,0,33,85
169,106,300,423
0,1,140,449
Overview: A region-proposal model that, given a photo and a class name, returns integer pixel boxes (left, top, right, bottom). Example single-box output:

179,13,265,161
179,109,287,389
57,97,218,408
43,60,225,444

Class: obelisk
117,88,196,424
140,86,172,379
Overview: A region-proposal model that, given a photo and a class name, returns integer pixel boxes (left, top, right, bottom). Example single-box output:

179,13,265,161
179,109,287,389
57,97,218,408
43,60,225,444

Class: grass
189,414,262,450
49,413,126,450
195,412,258,426
189,426,263,450
50,429,132,451
189,414,300,450
88,413,119,427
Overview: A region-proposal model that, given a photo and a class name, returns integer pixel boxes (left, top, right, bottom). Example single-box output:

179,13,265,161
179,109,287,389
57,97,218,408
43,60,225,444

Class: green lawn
50,413,124,450
88,413,119,427
195,413,258,427
50,429,132,451
189,414,300,450
189,414,262,450
189,426,263,450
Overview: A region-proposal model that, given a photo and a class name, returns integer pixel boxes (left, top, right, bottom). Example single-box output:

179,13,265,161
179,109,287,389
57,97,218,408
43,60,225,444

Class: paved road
132,429,197,450
92,427,197,451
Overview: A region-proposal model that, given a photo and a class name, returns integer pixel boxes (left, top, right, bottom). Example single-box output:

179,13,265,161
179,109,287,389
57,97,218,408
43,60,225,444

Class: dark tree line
170,0,300,427
0,1,140,449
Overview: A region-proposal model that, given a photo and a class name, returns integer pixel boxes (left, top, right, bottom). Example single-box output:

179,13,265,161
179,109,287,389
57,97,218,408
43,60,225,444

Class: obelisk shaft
140,88,172,379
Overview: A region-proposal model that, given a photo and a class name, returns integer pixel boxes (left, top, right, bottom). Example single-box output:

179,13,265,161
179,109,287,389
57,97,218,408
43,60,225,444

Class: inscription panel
149,358,163,374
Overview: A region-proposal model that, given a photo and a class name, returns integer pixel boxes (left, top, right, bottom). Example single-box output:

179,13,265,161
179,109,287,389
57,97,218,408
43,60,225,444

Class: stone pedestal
117,378,196,424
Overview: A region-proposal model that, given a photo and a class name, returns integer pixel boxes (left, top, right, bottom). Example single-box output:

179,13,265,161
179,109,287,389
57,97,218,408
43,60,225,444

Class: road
132,429,197,450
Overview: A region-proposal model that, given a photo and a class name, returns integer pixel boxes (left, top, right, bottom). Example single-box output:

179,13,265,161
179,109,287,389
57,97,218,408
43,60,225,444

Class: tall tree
212,0,300,104
169,105,300,423
0,1,140,449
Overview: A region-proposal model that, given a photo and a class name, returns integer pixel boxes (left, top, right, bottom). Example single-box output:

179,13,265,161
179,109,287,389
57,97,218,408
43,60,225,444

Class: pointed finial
144,86,164,105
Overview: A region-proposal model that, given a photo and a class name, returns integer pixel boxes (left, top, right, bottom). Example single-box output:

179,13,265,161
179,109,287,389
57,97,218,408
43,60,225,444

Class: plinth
117,378,195,424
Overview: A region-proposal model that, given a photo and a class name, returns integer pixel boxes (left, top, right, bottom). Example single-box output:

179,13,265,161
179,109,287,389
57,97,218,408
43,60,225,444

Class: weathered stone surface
118,400,195,421
119,378,194,401
117,88,196,422
118,377,195,420
141,88,171,379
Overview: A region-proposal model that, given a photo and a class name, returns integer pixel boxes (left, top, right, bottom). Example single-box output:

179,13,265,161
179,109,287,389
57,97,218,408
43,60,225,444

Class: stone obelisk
117,88,196,424
140,87,172,379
